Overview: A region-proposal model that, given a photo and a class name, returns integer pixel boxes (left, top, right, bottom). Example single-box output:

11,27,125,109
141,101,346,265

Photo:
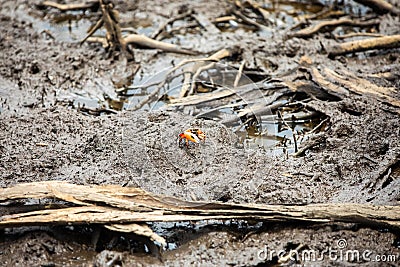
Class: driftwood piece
328,34,400,58
354,0,400,15
0,181,400,230
289,18,379,38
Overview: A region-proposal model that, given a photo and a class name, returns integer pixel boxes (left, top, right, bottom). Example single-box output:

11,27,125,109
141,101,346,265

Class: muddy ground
0,0,400,266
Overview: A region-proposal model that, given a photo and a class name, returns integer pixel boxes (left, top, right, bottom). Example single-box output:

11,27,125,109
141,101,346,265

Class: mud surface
1,0,400,266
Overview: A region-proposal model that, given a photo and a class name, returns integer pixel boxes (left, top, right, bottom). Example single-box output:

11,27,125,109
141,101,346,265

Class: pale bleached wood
0,181,399,230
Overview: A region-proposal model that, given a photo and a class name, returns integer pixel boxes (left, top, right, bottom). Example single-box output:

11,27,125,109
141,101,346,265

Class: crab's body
178,128,206,148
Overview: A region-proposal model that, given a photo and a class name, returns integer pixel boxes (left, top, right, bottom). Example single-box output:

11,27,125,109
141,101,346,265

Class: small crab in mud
178,128,206,148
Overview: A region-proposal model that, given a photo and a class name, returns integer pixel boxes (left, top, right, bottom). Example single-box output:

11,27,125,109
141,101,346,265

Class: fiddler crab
178,128,206,148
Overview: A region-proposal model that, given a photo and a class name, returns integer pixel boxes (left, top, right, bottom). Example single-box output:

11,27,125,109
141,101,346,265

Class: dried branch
123,34,197,55
353,0,400,15
328,34,400,58
40,0,98,11
334,32,384,40
289,18,379,38
232,10,270,31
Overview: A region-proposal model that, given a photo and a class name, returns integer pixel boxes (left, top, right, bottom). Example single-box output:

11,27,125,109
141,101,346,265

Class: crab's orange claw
196,130,206,142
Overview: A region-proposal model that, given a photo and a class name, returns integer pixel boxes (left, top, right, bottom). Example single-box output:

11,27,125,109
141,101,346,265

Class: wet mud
0,0,400,266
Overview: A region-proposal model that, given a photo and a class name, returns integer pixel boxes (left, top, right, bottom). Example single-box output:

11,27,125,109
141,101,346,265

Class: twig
151,10,193,39
289,18,380,38
214,16,236,23
278,111,298,153
233,60,246,88
334,32,384,40
241,0,272,25
232,10,269,31
353,0,400,15
40,0,98,11
129,78,168,111
188,62,215,95
328,34,400,58
292,134,326,157
309,67,349,98
124,33,197,55
80,18,104,46
308,117,329,135
165,22,199,39
289,9,345,31
192,14,220,34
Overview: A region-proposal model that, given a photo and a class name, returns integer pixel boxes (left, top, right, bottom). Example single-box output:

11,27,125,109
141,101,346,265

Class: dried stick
334,32,384,40
292,134,326,157
80,18,104,45
353,0,400,15
41,0,98,11
310,67,349,98
308,117,329,135
328,34,400,58
151,10,193,39
178,48,233,97
278,110,298,153
289,18,379,38
233,60,246,88
232,10,270,31
290,10,345,31
123,34,197,55
188,62,215,95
